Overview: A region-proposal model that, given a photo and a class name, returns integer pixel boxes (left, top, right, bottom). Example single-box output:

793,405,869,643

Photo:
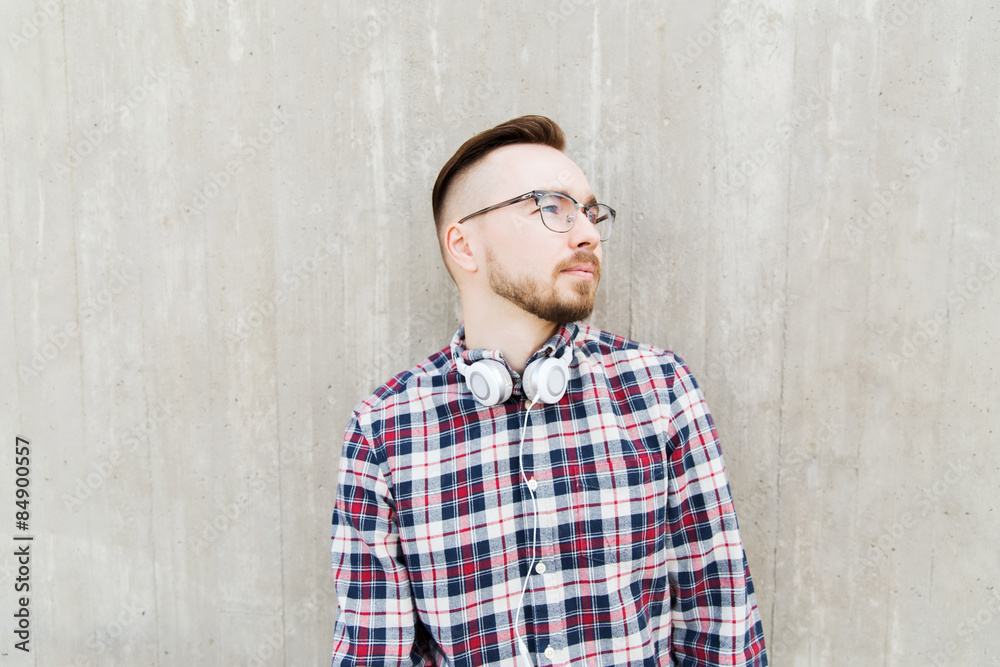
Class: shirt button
535,562,547,574
527,478,538,492
544,646,556,659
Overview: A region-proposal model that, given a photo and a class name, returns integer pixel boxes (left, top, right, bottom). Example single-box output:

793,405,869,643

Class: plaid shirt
331,322,767,666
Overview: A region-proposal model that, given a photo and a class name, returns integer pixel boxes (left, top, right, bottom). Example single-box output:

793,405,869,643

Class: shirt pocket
572,448,665,567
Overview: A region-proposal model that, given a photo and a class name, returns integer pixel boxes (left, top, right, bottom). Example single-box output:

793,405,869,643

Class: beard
485,247,601,324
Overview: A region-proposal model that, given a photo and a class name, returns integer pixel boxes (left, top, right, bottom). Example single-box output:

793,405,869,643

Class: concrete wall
2,0,998,664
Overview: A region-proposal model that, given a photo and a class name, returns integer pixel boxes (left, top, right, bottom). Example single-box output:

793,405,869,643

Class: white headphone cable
513,397,541,667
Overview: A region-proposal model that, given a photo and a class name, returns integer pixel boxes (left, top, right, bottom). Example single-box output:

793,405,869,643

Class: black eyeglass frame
455,190,616,241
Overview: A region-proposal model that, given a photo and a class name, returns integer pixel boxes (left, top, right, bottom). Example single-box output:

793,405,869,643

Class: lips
560,263,597,280
557,252,601,283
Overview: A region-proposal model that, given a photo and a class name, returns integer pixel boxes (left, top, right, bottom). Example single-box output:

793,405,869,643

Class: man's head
432,115,607,325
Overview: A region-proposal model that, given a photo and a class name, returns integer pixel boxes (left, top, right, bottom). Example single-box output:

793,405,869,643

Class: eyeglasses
456,190,615,241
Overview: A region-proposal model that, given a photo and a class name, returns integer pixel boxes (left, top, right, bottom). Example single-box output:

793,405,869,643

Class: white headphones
459,345,572,406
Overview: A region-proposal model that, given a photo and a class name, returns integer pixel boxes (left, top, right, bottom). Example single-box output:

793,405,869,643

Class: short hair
431,115,566,234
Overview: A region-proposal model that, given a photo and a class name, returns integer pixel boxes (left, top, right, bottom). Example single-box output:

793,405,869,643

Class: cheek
514,235,558,266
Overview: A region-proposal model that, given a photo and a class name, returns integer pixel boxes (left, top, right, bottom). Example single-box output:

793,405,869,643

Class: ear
444,223,479,274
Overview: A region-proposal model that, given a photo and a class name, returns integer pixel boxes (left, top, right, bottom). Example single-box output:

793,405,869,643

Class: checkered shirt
331,322,767,666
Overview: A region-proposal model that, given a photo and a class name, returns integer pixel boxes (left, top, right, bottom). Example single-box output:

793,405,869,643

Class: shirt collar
450,321,581,378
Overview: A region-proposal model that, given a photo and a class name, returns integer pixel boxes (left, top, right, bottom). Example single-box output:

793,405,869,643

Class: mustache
555,251,602,280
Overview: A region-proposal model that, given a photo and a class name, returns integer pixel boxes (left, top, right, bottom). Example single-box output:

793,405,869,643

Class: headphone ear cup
465,359,513,406
523,357,569,404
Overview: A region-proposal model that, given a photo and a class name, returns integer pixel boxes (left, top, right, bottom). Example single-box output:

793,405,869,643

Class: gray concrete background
1,0,998,665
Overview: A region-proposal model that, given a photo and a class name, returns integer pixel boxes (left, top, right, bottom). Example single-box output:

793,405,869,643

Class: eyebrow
546,189,599,206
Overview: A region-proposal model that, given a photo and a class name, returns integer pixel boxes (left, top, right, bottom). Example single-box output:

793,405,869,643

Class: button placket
542,644,570,664
528,413,559,558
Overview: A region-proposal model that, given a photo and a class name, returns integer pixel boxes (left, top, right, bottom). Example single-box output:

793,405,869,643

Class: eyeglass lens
537,192,613,240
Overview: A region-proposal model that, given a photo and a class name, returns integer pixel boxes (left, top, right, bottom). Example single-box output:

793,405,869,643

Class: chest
388,375,669,581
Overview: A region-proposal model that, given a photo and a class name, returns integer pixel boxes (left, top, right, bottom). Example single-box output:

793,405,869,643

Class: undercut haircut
432,115,566,235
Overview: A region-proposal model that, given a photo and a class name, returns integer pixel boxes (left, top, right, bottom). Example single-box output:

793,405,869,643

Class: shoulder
349,343,458,426
573,323,696,387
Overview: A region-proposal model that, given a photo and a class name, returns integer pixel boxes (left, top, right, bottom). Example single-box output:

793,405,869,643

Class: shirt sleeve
662,359,768,666
331,413,433,666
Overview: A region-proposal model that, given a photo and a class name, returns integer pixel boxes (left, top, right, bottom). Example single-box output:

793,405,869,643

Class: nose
567,205,602,249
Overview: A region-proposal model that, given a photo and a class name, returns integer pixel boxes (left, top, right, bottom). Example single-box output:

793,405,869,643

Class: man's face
455,143,604,324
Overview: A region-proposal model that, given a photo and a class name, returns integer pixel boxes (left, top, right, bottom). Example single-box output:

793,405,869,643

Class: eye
537,193,568,216
583,207,600,224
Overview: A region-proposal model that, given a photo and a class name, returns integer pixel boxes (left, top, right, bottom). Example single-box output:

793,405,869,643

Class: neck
460,293,559,375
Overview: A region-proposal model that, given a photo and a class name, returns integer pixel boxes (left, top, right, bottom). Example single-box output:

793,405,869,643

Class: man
331,115,767,666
